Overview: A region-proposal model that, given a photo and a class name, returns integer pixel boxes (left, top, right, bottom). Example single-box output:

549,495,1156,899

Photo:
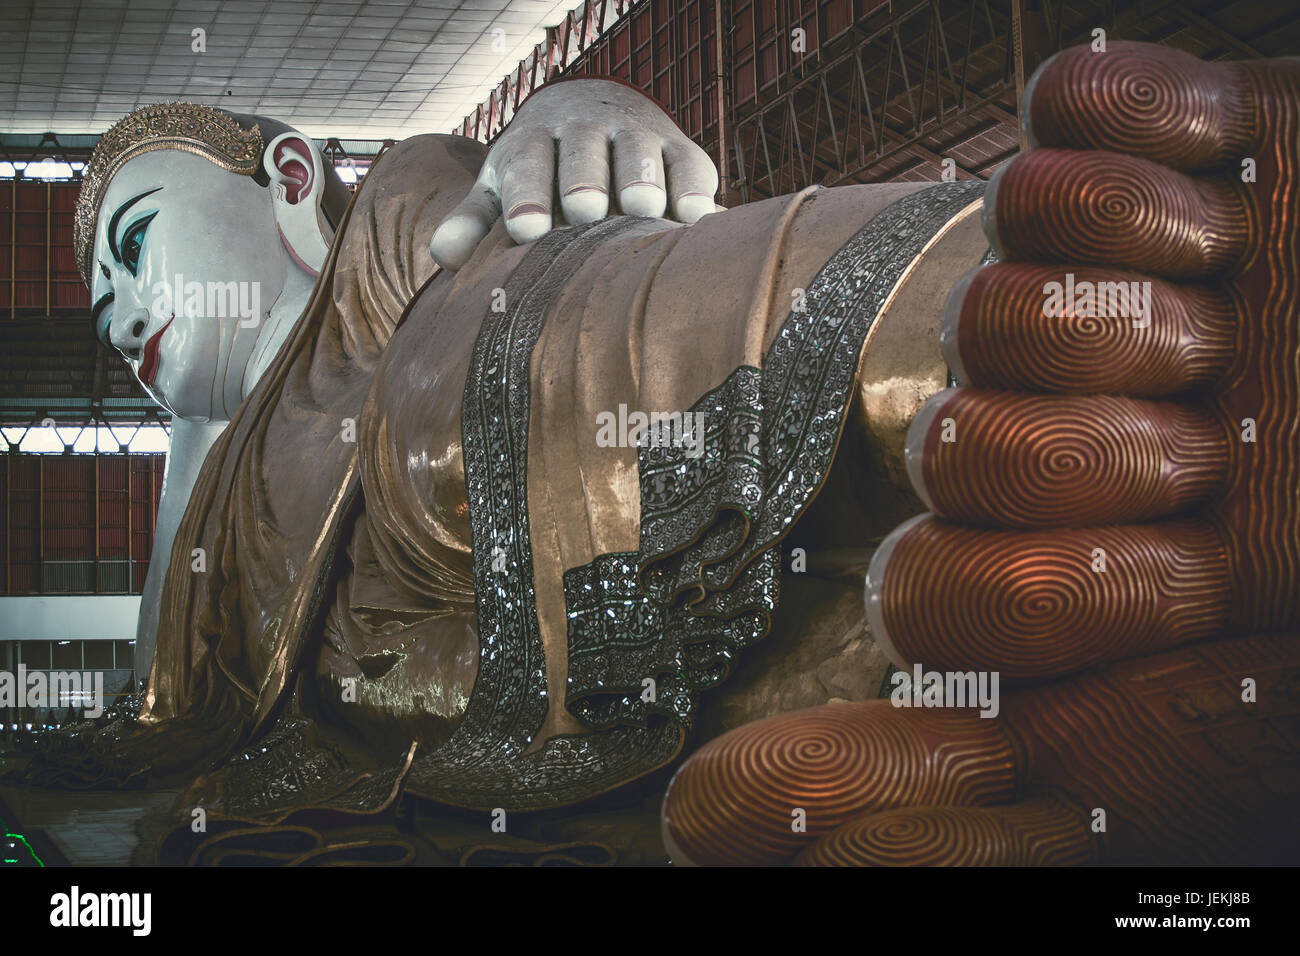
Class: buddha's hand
430,78,719,270
662,40,1300,866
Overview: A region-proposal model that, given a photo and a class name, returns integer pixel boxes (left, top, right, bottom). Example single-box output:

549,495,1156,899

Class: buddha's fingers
792,635,1300,866
661,701,1018,866
1026,42,1300,173
557,123,612,225
1203,70,1300,633
498,129,556,244
1022,41,1260,170
663,140,719,224
942,264,1237,395
612,129,668,218
793,794,1094,867
984,149,1247,279
906,389,1228,528
429,181,500,271
1001,634,1300,865
865,517,1230,680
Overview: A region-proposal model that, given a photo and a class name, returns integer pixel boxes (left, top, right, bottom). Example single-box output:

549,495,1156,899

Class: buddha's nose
110,306,150,362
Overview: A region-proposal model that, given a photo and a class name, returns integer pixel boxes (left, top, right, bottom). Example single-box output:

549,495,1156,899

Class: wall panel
0,452,164,595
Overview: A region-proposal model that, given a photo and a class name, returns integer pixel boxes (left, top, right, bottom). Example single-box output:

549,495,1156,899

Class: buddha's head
75,103,352,421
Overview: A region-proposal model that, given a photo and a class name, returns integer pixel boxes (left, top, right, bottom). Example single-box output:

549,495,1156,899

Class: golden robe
27,133,991,850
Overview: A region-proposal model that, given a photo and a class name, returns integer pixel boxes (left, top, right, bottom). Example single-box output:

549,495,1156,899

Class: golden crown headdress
74,102,264,285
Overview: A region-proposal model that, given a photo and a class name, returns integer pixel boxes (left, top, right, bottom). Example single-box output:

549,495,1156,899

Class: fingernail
674,192,715,223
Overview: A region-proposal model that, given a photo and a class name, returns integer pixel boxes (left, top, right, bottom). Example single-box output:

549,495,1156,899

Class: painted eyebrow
107,186,162,263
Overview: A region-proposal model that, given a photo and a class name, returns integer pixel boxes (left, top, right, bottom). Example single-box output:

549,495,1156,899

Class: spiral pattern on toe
990,150,1247,279
794,795,1094,867
943,264,1236,395
1026,41,1252,170
912,389,1229,527
873,517,1230,678
1208,60,1300,632
662,702,1016,866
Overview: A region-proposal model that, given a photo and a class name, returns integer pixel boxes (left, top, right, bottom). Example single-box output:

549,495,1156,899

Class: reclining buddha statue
19,40,1300,866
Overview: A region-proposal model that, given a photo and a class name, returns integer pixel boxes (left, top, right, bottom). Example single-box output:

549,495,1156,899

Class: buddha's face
90,150,290,422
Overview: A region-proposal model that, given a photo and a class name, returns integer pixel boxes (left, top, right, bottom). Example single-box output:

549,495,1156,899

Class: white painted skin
429,78,722,270
93,142,329,676
131,417,227,676
91,150,318,424
92,82,724,677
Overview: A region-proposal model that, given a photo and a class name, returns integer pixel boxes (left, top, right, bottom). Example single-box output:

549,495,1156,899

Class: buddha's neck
241,264,316,399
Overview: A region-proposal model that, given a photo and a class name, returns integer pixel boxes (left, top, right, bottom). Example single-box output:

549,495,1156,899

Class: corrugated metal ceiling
0,0,580,138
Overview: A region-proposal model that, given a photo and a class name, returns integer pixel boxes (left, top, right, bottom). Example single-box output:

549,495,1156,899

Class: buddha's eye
120,212,157,276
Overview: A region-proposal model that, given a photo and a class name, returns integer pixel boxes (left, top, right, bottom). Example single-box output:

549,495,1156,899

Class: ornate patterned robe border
407,181,986,811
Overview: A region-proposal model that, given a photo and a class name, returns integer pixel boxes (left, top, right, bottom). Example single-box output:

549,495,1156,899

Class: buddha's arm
428,78,720,271
344,76,721,349
134,418,226,680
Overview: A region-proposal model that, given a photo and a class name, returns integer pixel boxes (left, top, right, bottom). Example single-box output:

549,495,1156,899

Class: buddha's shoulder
360,133,487,198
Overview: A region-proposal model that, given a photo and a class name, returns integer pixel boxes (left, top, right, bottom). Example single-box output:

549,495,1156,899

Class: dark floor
0,781,178,866
0,745,670,866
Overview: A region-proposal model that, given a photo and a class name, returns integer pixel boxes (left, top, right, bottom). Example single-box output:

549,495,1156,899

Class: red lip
138,317,173,386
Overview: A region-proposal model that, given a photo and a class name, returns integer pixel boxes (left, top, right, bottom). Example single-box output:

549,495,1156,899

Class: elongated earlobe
264,131,331,275
269,136,314,203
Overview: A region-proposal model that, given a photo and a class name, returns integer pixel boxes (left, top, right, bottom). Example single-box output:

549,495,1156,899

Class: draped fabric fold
15,154,986,856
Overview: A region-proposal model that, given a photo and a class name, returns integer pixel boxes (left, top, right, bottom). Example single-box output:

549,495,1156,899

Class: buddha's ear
264,131,331,276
